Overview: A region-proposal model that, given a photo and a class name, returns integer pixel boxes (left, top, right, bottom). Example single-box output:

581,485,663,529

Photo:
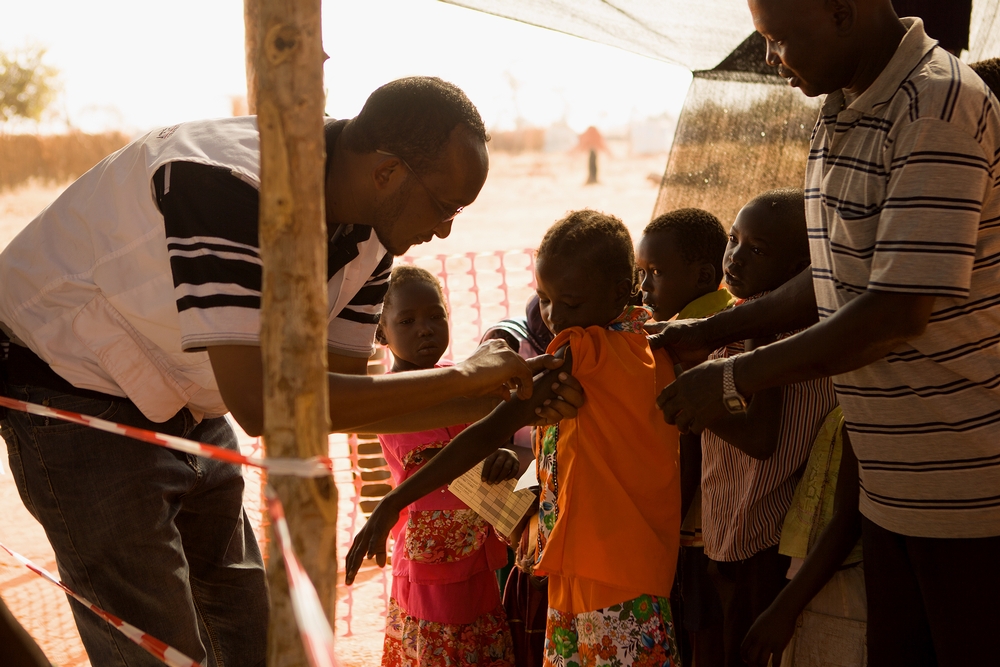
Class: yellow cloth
676,288,735,320
779,407,863,565
535,325,681,613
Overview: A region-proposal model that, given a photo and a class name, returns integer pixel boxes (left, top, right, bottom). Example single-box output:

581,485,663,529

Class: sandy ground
0,146,668,666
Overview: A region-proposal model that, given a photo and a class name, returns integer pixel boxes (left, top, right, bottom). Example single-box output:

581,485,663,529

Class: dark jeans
0,383,268,667
708,545,789,667
863,516,1000,667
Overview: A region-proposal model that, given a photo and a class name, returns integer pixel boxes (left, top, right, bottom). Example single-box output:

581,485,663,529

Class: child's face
535,254,628,335
379,281,450,371
637,231,712,321
723,202,804,299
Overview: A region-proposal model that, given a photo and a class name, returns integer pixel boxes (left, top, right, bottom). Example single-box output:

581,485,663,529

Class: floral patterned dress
379,423,514,667
533,308,680,667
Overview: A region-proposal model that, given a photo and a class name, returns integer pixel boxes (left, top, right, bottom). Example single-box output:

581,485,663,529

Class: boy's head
723,188,810,299
534,210,635,335
638,208,728,321
377,265,450,370
971,58,1000,98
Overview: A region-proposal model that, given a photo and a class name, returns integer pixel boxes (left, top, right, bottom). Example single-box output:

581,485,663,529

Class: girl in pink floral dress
376,265,519,667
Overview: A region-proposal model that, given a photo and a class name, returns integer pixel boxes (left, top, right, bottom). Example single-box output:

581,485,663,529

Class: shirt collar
607,305,652,334
822,17,938,118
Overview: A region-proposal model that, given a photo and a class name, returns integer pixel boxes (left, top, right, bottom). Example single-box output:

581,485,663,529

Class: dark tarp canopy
441,0,997,227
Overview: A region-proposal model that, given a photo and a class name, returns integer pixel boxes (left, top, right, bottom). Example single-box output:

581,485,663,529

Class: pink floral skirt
382,597,515,667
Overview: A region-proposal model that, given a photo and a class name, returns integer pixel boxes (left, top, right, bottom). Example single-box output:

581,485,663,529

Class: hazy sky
2,0,693,135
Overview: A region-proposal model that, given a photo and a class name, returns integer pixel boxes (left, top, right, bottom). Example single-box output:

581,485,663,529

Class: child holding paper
375,264,519,667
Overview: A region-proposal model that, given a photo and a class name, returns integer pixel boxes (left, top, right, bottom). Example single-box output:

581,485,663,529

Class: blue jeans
0,383,268,667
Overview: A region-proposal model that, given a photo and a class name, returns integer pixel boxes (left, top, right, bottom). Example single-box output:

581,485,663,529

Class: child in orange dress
375,265,520,667
349,211,683,667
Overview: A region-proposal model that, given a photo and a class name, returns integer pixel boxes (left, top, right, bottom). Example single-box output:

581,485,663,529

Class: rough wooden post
254,0,336,664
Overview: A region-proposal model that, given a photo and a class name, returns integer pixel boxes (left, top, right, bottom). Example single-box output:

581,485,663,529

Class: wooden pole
254,0,335,664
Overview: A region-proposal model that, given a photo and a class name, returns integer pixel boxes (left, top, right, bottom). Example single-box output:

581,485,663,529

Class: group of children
347,189,863,667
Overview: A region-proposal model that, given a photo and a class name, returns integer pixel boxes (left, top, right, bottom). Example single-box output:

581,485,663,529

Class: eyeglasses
376,149,464,222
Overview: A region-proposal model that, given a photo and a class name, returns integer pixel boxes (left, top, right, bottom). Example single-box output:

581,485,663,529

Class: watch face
724,395,747,413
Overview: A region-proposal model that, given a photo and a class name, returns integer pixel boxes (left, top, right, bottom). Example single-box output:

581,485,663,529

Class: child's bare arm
699,336,783,460
741,430,862,667
345,349,572,584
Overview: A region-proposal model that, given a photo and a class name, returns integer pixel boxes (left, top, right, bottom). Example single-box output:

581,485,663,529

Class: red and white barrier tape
0,541,201,667
0,396,332,477
265,486,340,667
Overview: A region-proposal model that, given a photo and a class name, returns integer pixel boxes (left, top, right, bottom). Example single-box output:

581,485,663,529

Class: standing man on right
656,1,1000,664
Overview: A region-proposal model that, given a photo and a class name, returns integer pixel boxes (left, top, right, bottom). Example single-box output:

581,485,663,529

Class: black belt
0,329,130,409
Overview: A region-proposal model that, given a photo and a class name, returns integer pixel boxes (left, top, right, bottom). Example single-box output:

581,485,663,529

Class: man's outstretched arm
658,289,934,434
209,339,561,435
651,267,818,365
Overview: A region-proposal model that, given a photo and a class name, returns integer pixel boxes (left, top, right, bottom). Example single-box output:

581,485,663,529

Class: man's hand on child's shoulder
525,347,584,425
648,319,715,366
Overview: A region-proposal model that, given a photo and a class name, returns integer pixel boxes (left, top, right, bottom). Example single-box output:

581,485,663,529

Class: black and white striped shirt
702,334,839,562
155,158,391,358
806,18,1000,538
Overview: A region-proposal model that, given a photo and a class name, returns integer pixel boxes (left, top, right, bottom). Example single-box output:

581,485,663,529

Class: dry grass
0,131,130,192
653,139,810,228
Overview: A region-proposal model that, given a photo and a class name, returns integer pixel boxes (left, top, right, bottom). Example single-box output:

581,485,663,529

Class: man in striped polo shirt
657,1,1000,663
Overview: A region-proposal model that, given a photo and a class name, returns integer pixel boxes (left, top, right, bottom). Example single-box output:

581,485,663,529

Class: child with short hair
374,264,520,667
348,209,683,667
698,189,838,667
637,207,733,323
638,207,733,667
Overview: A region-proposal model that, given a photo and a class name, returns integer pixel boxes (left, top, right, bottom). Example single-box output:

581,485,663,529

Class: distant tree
0,46,59,123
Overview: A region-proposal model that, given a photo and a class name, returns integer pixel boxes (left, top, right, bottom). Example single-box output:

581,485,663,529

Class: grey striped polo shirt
806,18,1000,538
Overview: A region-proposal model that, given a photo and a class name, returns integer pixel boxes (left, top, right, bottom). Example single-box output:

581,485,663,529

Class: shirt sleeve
153,160,264,351
326,248,391,357
869,117,989,297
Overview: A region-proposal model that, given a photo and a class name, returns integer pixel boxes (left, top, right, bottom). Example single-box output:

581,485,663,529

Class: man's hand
741,604,797,667
656,358,729,434
524,349,582,425
481,448,520,484
531,371,584,425
344,498,399,585
648,319,716,367
456,340,546,401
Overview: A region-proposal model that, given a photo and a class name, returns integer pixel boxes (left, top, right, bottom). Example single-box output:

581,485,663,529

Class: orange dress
533,309,682,614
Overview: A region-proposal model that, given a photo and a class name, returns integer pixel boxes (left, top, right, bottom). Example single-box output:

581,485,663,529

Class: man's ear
697,262,718,290
828,0,856,34
372,154,404,191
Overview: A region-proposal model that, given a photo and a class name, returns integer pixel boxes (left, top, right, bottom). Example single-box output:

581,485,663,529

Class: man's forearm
734,290,935,395
703,268,818,347
351,396,500,434
327,366,478,432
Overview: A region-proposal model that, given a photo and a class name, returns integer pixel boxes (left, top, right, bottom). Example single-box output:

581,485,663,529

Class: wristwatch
722,355,748,414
